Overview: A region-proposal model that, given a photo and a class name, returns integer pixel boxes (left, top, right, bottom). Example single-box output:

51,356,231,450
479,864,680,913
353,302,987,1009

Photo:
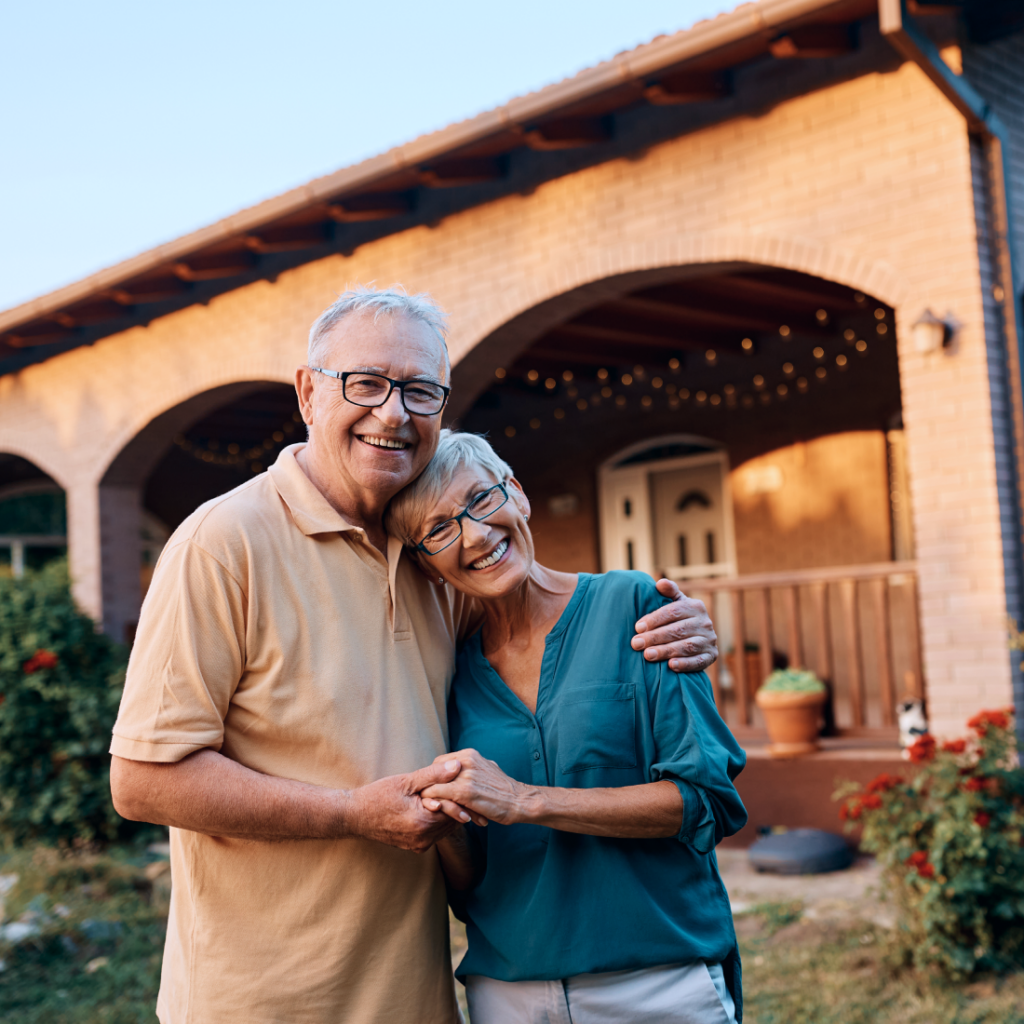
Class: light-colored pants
465,961,737,1024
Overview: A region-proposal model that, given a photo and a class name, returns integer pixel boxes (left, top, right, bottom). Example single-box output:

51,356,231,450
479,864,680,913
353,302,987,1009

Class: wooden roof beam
419,157,504,188
172,252,258,282
524,117,610,151
554,322,717,350
326,193,411,222
606,295,781,334
243,224,329,254
644,71,731,105
769,25,855,58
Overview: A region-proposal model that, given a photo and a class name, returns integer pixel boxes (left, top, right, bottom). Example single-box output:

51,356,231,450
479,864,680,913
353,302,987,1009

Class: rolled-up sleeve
649,666,747,854
110,538,246,763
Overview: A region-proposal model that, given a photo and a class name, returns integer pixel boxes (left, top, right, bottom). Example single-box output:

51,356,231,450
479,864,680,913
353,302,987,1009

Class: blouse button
532,751,541,761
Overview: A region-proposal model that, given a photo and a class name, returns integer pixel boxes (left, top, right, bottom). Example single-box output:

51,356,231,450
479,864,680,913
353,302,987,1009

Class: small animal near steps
897,698,928,761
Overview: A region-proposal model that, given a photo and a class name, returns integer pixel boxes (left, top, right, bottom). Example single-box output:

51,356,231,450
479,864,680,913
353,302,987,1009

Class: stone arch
448,233,916,418
93,377,298,642
0,452,67,577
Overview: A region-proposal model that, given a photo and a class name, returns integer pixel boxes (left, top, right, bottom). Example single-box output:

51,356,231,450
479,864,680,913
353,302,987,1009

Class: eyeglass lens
344,373,446,413
423,486,507,553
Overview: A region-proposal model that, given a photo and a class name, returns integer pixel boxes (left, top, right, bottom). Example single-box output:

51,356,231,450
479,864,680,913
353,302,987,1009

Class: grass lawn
2,847,1022,1022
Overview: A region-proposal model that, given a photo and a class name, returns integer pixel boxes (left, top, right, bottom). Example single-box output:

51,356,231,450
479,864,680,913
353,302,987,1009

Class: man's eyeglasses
416,483,509,555
310,368,450,416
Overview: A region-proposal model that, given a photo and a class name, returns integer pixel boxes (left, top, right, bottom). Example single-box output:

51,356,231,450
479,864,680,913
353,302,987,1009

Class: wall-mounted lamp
912,309,952,354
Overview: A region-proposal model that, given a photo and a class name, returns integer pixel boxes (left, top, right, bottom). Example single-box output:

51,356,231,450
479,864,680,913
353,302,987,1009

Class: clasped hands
353,750,519,855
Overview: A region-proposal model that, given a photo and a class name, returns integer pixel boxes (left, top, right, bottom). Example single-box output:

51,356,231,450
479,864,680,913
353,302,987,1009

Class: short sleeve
110,538,246,763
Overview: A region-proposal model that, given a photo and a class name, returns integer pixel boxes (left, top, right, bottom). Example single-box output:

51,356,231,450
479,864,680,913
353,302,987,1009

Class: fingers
421,796,488,827
640,642,718,673
407,758,462,792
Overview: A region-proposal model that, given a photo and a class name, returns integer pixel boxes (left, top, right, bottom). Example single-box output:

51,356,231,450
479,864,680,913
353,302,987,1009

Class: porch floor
723,740,904,848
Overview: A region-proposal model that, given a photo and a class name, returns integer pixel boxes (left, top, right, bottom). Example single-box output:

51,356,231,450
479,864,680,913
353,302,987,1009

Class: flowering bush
837,708,1024,978
0,561,131,847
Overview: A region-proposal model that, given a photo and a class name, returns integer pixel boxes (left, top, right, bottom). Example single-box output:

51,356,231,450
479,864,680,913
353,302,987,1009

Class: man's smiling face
300,311,449,513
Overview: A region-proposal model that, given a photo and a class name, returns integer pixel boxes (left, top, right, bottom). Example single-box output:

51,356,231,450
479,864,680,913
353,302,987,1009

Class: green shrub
837,709,1024,978
761,668,826,693
0,561,129,847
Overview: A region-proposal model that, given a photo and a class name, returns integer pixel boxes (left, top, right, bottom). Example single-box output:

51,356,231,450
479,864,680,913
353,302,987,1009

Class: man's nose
373,387,409,428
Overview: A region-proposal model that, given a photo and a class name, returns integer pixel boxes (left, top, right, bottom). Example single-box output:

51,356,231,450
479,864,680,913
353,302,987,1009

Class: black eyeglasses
416,483,509,555
310,368,450,416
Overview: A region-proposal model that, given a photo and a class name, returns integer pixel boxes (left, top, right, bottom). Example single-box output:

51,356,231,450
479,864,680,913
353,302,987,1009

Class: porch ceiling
459,266,901,470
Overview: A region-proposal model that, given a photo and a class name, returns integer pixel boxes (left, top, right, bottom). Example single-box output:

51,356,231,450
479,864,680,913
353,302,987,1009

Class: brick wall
0,57,1016,733
731,432,892,575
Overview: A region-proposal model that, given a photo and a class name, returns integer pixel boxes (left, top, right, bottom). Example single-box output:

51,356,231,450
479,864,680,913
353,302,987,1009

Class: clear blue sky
0,0,734,313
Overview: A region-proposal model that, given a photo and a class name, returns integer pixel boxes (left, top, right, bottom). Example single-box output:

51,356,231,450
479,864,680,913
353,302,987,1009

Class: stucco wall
0,58,1013,734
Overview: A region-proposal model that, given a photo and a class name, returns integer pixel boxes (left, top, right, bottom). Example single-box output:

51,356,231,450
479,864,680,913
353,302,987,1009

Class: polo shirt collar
268,444,357,536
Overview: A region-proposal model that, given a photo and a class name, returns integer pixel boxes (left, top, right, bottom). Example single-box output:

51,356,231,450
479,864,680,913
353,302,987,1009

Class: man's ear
295,366,315,426
507,477,531,521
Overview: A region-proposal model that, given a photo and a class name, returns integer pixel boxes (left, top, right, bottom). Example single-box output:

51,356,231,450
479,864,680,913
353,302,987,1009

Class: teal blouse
447,571,748,1018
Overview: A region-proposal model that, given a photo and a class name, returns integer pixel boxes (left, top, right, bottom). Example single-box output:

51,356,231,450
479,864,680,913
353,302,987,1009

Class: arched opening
456,264,916,738
98,382,300,642
0,454,66,577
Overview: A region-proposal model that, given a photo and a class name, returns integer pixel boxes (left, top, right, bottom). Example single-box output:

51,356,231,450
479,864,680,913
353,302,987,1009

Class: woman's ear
408,547,445,585
507,477,531,522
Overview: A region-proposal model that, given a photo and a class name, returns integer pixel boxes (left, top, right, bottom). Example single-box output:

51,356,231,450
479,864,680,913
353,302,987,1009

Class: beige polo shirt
111,444,474,1024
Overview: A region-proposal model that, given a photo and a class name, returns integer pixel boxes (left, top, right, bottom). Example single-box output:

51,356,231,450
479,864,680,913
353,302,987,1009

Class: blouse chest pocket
557,683,637,774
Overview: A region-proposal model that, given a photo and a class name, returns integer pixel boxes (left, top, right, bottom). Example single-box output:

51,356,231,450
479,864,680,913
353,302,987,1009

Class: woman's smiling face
418,463,534,600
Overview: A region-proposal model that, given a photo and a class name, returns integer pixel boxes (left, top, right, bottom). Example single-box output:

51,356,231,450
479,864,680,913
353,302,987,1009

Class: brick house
1,0,1022,836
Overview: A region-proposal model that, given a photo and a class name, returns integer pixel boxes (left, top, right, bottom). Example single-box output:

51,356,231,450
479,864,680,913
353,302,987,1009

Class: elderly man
110,288,717,1024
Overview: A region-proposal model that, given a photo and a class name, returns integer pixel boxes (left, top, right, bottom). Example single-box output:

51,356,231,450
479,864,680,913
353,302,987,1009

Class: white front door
599,448,735,581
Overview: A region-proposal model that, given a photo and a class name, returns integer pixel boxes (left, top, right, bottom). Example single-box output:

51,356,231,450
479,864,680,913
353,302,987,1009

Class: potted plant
755,668,827,758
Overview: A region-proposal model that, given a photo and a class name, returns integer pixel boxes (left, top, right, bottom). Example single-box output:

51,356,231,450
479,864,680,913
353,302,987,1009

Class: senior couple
110,288,746,1024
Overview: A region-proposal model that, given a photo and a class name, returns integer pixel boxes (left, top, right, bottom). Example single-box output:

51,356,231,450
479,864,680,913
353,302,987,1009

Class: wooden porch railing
671,561,922,739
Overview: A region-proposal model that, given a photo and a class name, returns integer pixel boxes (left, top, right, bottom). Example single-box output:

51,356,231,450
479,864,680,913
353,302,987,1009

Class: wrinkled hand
631,579,718,673
420,749,526,826
347,760,468,853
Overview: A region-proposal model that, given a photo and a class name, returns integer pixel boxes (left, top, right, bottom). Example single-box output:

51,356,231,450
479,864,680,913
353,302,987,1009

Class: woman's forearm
514,779,682,838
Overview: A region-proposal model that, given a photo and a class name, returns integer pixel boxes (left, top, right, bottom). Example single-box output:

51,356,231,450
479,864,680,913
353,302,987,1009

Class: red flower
840,800,862,821
968,709,1012,735
866,773,902,794
942,739,966,754
906,850,928,868
22,649,59,674
861,793,883,810
917,863,935,879
974,812,992,828
963,777,987,793
908,734,937,764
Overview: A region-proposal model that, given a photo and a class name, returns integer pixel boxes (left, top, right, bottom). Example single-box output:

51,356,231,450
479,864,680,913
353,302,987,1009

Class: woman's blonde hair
386,429,513,546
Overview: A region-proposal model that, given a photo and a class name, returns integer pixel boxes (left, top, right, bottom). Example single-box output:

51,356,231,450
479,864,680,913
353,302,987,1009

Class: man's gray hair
386,429,513,546
307,285,451,376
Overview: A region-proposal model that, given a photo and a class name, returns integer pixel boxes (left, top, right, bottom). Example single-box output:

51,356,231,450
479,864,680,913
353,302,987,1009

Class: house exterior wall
0,58,1015,734
731,431,892,575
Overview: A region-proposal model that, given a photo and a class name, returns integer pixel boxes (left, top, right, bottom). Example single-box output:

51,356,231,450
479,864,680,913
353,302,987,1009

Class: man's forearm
111,750,348,841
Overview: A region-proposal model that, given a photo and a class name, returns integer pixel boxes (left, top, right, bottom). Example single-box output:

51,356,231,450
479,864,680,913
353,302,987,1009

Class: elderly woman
386,430,747,1024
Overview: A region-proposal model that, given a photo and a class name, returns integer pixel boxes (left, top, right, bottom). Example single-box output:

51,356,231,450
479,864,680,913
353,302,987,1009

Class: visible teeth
361,436,409,450
471,538,509,570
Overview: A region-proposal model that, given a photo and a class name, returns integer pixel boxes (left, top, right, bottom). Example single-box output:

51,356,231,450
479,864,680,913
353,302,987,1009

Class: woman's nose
462,518,491,546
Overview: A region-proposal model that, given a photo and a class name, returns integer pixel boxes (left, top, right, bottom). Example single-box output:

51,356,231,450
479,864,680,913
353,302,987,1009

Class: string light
487,315,881,436
174,412,303,474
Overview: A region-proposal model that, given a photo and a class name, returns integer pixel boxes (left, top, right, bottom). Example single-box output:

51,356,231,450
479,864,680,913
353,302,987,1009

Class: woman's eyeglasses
416,483,509,555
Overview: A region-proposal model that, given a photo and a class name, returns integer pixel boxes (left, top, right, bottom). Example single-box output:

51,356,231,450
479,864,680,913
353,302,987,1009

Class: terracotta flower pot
755,687,827,759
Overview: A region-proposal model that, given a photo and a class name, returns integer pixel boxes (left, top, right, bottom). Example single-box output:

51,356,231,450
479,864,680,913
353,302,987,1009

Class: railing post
839,578,865,727
904,574,925,699
729,589,749,725
870,577,896,725
755,587,773,692
810,581,832,684
782,586,802,669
